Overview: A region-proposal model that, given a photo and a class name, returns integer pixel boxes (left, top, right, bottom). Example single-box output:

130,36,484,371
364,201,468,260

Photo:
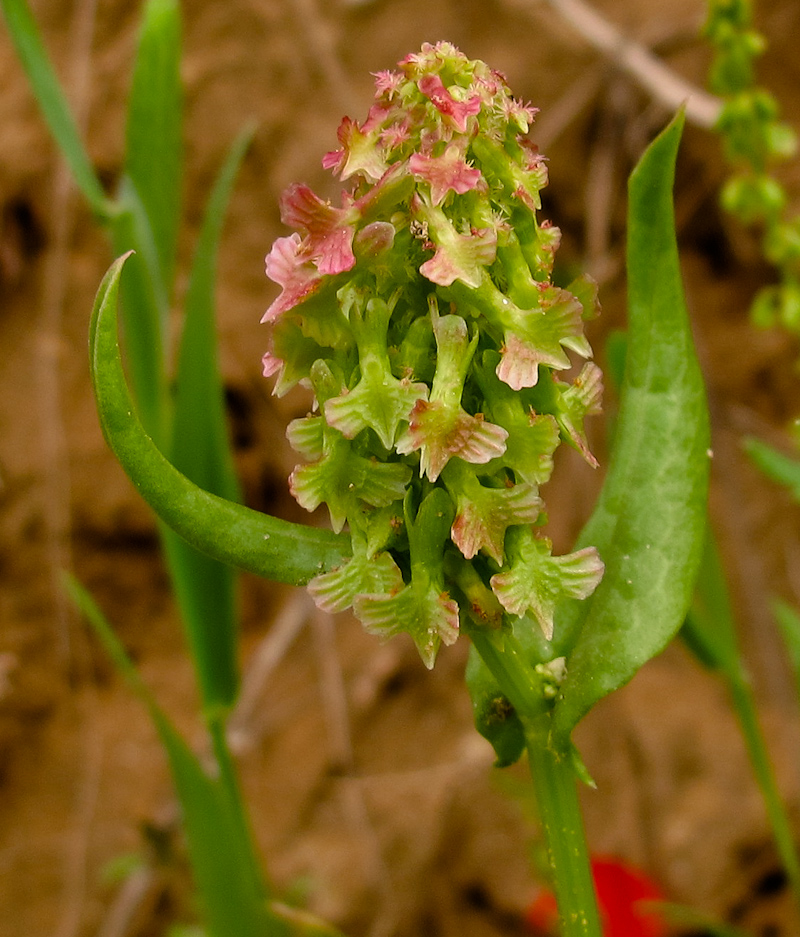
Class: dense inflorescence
262,42,604,667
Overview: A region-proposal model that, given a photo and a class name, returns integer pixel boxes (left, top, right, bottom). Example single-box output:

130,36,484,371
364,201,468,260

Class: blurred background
2,0,800,934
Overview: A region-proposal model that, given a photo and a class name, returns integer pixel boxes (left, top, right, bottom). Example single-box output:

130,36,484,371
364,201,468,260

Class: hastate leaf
551,110,710,742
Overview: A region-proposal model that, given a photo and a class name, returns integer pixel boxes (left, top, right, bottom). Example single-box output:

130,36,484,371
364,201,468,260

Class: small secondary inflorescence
262,42,604,668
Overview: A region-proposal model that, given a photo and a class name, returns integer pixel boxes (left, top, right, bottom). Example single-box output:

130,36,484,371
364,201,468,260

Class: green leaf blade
64,575,283,937
89,254,351,587
124,0,182,291
109,189,170,442
171,125,254,503
1,0,109,215
162,128,254,713
552,111,711,740
161,526,239,713
744,436,800,498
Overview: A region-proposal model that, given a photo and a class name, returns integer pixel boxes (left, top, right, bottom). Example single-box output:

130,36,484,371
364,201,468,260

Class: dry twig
228,589,313,753
507,0,722,128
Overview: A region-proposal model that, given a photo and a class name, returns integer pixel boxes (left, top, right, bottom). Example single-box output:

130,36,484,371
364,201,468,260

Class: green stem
727,670,800,904
469,629,602,937
525,735,601,937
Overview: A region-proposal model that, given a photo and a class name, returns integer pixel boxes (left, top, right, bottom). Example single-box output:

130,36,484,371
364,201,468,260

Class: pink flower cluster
261,43,603,668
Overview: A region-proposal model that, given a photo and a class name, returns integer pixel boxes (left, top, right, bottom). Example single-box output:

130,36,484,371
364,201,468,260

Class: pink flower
496,332,568,392
395,314,508,481
554,361,603,468
323,114,389,182
493,286,591,390
279,184,358,276
420,226,497,288
418,73,481,132
262,233,323,322
499,95,539,133
413,199,497,289
261,349,282,378
380,120,411,153
444,460,543,564
355,585,460,670
372,69,404,99
409,144,483,206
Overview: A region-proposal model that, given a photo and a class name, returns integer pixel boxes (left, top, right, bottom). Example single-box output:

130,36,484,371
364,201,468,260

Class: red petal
524,857,667,937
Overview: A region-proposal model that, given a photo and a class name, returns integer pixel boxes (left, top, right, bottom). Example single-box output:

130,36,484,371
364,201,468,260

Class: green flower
490,526,604,640
396,311,508,480
354,490,459,669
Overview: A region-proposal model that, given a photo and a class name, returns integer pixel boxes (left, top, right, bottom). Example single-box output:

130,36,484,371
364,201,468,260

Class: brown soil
2,1,800,935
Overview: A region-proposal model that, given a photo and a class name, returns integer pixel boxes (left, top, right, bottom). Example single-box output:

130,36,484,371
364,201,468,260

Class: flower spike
262,42,603,668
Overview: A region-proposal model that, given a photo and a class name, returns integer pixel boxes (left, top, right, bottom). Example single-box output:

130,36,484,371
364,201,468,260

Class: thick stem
525,732,603,937
469,629,602,937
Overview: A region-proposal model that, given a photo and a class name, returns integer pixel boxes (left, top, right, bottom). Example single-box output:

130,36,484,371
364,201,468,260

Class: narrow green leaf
773,599,800,704
89,254,351,585
161,127,254,713
680,537,800,898
681,529,742,675
744,436,800,499
0,0,110,216
109,182,170,442
63,575,284,937
172,125,254,503
124,0,182,291
551,111,710,740
160,527,239,713
159,722,281,937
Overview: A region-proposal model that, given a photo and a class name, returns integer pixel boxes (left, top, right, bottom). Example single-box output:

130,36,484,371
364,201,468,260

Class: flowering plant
11,0,800,922
83,40,708,937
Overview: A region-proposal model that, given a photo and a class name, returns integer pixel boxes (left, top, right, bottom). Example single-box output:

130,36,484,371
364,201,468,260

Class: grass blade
682,534,800,899
160,527,239,712
744,436,800,498
773,599,800,701
63,575,283,937
681,530,741,674
161,126,254,712
109,181,170,441
0,0,109,216
172,125,254,502
89,254,350,585
552,110,711,741
124,0,182,291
